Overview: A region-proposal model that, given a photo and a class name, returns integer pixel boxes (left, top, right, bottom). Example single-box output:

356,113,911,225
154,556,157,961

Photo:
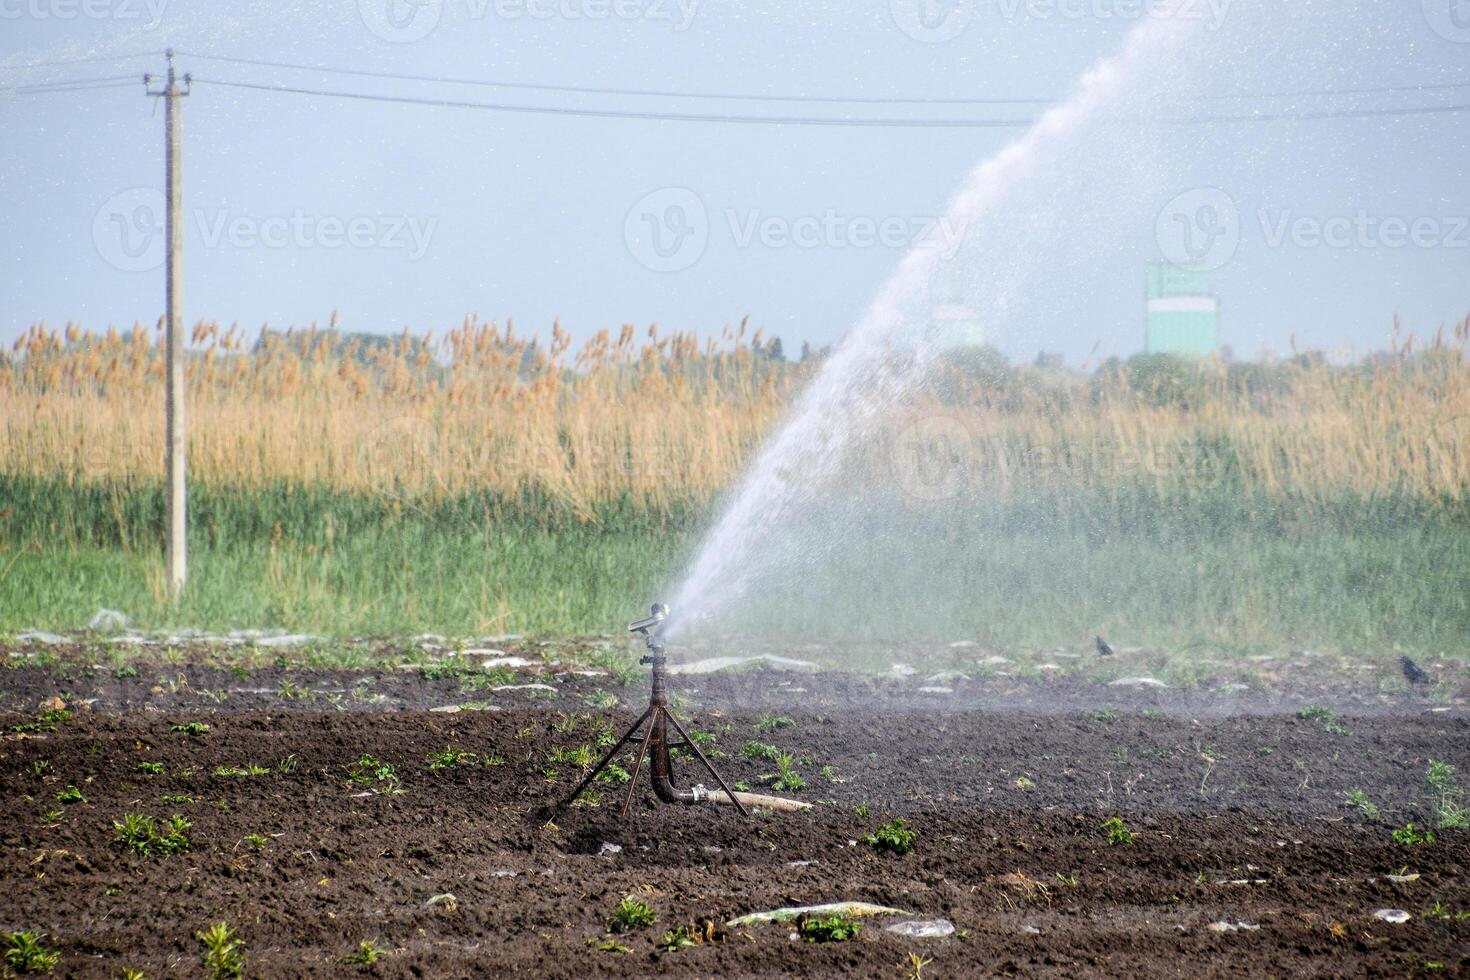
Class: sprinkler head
628,602,669,636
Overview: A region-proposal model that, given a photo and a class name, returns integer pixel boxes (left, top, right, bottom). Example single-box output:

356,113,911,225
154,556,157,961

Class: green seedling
119,969,147,980
591,939,631,954
240,833,269,852
427,747,475,771
547,745,596,770
1345,789,1380,819
55,785,83,804
853,803,871,818
743,740,781,762
40,809,63,826
160,794,194,805
733,781,752,792
764,752,806,792
171,722,210,737
551,712,586,734
1100,817,1135,846
862,818,916,855
659,925,696,952
275,753,299,774
572,789,602,808
340,939,388,966
1426,760,1468,830
607,896,656,933
798,914,862,943
820,765,841,782
905,952,934,979
1296,706,1346,734
4,931,60,975
1090,708,1120,723
754,713,795,732
112,813,191,856
114,664,139,679
594,764,631,785
29,760,51,776
213,764,270,777
197,922,246,979
1392,823,1436,846
137,761,165,775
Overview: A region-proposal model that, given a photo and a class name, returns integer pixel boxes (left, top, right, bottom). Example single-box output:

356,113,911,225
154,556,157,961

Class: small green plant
820,764,841,782
115,664,139,679
861,818,916,855
213,763,270,777
39,808,63,826
277,678,313,701
607,896,656,933
852,803,871,818
1392,823,1436,846
755,713,795,732
905,951,934,979
160,793,194,805
1426,761,1468,830
240,833,269,852
275,753,299,774
339,939,388,966
743,740,781,762
1100,817,1134,846
591,939,631,954
1090,708,1120,723
171,722,209,737
55,785,84,804
798,914,862,943
765,752,806,792
4,931,60,975
1345,789,1380,819
427,746,475,771
197,922,246,979
595,764,631,785
112,813,191,856
659,925,696,952
29,760,51,776
481,753,506,767
137,761,165,775
547,745,596,770
1296,706,1346,734
119,969,147,980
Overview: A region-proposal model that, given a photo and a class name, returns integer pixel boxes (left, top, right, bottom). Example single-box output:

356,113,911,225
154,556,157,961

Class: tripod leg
663,709,750,816
620,711,657,816
553,705,652,816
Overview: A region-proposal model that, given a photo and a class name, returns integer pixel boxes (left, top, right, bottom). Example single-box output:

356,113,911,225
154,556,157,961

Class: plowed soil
2,643,1467,977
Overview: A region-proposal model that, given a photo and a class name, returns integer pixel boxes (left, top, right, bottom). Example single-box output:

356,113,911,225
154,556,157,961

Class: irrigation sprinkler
554,603,751,818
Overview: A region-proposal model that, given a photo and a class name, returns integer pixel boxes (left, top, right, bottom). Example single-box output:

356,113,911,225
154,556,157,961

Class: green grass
2,474,1468,655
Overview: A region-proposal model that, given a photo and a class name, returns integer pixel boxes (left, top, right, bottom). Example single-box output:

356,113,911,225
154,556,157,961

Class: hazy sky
2,0,1467,362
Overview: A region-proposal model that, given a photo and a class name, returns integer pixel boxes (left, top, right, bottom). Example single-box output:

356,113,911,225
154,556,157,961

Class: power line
12,74,143,94
175,50,1056,106
175,48,1470,107
195,76,1470,127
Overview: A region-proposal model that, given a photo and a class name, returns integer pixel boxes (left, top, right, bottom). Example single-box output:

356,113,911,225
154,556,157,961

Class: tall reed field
2,313,1468,652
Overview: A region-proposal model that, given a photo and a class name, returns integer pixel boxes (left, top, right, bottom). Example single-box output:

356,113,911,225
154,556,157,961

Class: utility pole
147,51,190,596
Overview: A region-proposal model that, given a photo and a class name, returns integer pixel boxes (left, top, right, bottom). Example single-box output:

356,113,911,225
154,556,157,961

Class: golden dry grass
4,314,1467,513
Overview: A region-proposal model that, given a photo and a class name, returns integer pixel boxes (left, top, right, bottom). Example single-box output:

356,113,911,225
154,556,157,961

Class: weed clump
607,896,656,933
197,922,246,979
4,931,60,975
1392,823,1436,846
861,818,916,855
1100,817,1135,847
798,914,862,943
1296,706,1347,735
112,813,191,856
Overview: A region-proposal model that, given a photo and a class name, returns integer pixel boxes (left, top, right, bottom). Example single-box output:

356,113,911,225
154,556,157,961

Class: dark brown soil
2,647,1467,977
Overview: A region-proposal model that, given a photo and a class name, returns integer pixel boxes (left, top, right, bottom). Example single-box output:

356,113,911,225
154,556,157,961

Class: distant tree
1033,351,1065,371
767,336,785,361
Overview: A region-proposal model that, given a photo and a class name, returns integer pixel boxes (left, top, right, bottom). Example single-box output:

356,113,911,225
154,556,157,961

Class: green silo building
1146,263,1218,356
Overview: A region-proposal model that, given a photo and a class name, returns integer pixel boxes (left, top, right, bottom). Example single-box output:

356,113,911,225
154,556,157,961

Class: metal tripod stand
554,604,748,817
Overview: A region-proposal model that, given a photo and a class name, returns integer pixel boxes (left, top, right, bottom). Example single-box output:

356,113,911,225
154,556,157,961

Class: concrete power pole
149,51,190,596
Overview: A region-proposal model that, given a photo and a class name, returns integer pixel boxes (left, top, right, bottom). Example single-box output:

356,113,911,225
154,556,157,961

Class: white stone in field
17,630,66,644
478,656,533,669
1373,909,1411,923
885,919,956,938
429,705,462,714
890,663,918,677
949,640,977,648
918,686,954,694
492,683,557,694
1109,677,1169,688
88,609,129,631
1207,921,1260,933
598,842,622,856
666,654,818,675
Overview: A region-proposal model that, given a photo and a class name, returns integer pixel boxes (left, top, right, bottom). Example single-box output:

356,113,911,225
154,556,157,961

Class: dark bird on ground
1095,635,1114,657
1400,656,1433,685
